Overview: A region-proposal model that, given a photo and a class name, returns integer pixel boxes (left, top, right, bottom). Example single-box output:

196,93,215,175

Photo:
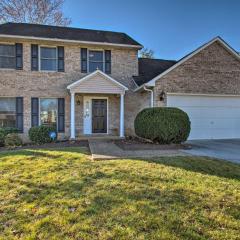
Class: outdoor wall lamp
159,91,166,101
76,96,81,105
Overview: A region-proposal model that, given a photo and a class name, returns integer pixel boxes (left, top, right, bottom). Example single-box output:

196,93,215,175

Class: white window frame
39,45,58,72
87,49,105,73
39,98,58,129
0,43,16,70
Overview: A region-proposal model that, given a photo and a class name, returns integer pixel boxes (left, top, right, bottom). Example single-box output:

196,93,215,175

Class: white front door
167,94,240,140
83,97,92,134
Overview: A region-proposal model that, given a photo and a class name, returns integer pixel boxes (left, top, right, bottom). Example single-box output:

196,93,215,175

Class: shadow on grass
1,148,239,181
3,165,236,240
0,147,90,160
1,148,239,239
136,156,240,181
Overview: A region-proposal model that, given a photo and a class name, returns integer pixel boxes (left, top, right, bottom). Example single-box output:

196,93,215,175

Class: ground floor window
40,98,57,128
0,97,16,128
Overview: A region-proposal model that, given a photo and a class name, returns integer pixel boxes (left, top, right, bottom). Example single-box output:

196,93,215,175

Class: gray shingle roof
0,22,142,47
133,58,177,86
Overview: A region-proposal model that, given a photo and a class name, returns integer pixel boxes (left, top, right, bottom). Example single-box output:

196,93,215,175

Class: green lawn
0,147,239,240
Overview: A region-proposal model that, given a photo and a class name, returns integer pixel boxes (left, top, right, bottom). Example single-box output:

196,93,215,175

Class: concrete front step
77,135,124,141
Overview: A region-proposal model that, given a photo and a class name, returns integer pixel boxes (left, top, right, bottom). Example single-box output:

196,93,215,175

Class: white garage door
167,94,240,140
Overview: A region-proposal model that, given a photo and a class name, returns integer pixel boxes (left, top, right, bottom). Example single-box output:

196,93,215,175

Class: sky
63,0,240,60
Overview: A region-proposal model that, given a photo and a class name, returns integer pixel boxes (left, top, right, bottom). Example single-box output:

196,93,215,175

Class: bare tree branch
0,0,71,26
139,48,155,59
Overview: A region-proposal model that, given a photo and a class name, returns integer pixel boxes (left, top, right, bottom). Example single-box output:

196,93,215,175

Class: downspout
143,86,154,107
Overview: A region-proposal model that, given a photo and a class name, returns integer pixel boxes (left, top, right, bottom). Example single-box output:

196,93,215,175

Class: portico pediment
67,70,128,94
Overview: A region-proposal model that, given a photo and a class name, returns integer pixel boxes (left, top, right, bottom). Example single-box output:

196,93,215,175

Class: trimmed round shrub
134,107,191,144
4,133,22,147
0,132,5,147
29,125,56,144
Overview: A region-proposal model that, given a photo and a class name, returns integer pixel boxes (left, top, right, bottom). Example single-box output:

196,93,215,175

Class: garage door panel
190,118,240,129
168,95,240,107
190,128,240,140
180,107,240,119
167,94,240,140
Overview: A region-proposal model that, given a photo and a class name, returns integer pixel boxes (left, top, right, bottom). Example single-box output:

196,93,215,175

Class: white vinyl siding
72,73,125,94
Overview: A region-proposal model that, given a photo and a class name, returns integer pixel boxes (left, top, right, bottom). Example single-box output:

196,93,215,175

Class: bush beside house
0,127,21,147
29,126,56,144
0,127,19,137
4,133,23,147
0,132,5,147
134,107,191,144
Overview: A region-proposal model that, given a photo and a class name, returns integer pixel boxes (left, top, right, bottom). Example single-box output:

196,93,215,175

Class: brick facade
154,41,240,106
2,37,237,140
0,38,145,140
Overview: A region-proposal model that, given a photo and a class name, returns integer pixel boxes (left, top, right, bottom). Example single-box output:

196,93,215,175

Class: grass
0,147,239,240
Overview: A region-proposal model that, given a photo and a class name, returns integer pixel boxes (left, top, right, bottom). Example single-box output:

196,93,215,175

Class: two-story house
1,22,240,141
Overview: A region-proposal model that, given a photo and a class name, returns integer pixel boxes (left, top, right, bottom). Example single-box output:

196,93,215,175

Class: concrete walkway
88,139,188,160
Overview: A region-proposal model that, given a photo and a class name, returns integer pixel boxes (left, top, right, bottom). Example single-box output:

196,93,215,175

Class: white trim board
67,69,128,92
0,34,143,49
167,93,240,98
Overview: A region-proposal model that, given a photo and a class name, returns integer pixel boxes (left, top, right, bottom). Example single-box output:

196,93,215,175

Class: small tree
139,48,155,59
0,0,71,26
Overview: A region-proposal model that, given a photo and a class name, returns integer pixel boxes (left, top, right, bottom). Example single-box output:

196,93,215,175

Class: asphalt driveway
183,139,240,164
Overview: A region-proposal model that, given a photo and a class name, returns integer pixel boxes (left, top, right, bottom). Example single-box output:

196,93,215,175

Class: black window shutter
31,44,38,71
15,43,23,70
16,97,24,133
81,48,87,73
31,98,39,127
57,46,64,72
58,98,65,132
105,50,111,74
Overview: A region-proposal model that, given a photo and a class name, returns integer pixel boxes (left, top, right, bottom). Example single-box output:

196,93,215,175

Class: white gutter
143,86,154,107
0,34,143,49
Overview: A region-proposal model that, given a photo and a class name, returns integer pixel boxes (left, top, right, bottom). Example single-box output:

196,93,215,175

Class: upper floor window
0,97,16,128
88,50,104,72
0,44,15,69
40,47,57,71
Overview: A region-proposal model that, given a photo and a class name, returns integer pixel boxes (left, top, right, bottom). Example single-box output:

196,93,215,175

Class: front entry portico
67,70,128,139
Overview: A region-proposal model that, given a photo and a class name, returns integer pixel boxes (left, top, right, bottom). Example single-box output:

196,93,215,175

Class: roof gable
145,37,240,87
67,70,128,94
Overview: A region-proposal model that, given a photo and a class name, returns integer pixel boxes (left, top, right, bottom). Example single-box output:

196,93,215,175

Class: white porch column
120,93,125,137
70,92,75,139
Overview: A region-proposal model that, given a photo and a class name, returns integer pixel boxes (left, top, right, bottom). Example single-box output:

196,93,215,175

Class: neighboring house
0,22,240,141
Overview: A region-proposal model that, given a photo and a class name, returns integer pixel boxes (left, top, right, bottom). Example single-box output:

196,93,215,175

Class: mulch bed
0,140,89,152
114,137,191,151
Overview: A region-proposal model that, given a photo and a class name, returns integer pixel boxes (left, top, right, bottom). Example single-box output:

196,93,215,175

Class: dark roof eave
0,33,143,49
0,22,143,48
